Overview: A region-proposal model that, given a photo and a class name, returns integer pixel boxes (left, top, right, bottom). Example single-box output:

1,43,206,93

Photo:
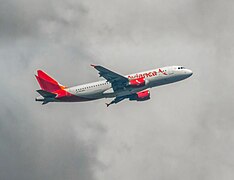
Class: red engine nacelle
129,77,147,87
129,90,150,101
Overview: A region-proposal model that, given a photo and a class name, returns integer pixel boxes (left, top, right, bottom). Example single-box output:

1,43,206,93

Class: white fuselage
65,66,193,100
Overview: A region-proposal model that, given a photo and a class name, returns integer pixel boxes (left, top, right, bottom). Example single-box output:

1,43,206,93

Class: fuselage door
167,67,175,75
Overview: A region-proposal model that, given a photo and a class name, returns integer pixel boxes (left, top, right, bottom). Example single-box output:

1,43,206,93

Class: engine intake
129,90,150,101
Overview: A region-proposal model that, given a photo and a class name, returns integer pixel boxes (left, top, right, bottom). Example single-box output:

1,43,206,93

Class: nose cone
187,69,193,77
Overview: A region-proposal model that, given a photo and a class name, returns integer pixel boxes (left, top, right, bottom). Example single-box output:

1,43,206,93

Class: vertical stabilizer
35,70,66,92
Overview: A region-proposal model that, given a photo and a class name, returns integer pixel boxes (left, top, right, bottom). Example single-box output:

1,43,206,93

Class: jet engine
129,77,148,88
129,90,150,101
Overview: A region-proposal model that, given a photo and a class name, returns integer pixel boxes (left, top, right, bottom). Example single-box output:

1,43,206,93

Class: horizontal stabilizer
36,90,56,98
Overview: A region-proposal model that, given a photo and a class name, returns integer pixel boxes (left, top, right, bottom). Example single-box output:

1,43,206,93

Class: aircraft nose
187,69,193,77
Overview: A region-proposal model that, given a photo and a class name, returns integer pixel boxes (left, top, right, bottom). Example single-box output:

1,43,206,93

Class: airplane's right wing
91,65,129,91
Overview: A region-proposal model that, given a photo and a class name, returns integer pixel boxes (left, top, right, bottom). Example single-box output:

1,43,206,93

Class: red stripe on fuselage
56,94,98,102
36,70,97,102
53,89,97,102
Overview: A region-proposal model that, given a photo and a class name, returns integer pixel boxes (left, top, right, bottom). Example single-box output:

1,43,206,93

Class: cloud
0,0,234,180
0,1,104,180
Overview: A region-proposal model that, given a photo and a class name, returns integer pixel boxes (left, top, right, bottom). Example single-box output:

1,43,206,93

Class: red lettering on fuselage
158,68,168,75
128,69,166,79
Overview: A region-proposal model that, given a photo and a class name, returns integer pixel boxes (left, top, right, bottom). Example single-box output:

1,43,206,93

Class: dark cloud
0,0,234,180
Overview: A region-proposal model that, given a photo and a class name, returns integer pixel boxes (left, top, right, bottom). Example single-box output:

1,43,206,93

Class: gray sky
0,0,234,180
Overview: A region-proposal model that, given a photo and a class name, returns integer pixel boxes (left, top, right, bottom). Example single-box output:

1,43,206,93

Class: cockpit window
178,67,185,69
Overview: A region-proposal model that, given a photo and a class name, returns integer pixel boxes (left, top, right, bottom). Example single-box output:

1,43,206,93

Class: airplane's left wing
91,64,129,91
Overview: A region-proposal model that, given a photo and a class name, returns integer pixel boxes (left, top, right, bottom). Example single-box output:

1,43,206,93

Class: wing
91,64,129,91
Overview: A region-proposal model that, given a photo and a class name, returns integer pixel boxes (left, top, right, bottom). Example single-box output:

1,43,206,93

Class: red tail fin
35,70,66,92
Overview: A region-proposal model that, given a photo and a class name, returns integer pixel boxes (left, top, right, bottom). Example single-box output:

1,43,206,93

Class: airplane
35,65,193,107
